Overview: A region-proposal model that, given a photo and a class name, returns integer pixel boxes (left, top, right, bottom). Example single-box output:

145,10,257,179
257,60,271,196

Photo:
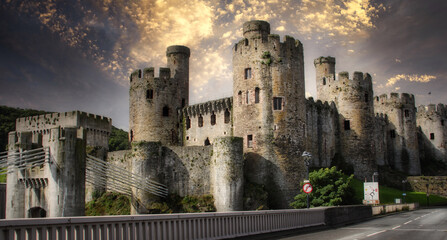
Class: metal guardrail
0,209,325,240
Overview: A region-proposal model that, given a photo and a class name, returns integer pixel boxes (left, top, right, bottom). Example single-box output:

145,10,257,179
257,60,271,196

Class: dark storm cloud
0,3,128,128
363,0,447,104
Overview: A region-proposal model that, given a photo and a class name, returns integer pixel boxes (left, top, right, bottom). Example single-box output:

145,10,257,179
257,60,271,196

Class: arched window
255,87,260,103
245,38,248,46
162,106,169,117
198,115,203,127
186,116,191,129
146,89,153,99
28,207,46,218
204,138,210,146
224,108,230,123
238,91,242,105
244,68,252,79
323,77,326,85
211,112,216,125
246,90,250,104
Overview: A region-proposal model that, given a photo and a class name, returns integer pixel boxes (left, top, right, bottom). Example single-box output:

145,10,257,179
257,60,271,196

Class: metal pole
426,183,429,207
307,162,309,209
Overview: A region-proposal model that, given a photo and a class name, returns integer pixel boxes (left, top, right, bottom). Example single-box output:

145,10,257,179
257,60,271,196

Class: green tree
108,126,130,151
290,167,355,208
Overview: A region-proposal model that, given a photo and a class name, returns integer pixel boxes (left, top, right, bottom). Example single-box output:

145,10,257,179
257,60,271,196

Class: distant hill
0,106,49,152
0,106,129,152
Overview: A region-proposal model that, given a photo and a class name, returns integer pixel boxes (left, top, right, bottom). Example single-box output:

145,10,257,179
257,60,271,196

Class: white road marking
414,217,420,220
404,220,413,225
392,225,401,230
366,230,387,237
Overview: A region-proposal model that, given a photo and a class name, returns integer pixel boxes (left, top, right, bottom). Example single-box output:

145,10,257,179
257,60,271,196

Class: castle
5,20,447,217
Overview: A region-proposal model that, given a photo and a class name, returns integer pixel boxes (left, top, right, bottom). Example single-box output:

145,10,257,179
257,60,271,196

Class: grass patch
350,178,447,206
85,192,130,216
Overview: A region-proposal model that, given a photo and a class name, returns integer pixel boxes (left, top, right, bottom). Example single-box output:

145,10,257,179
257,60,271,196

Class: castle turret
314,56,336,101
233,20,306,208
129,46,190,145
417,104,447,165
167,45,190,108
375,93,420,175
315,58,377,179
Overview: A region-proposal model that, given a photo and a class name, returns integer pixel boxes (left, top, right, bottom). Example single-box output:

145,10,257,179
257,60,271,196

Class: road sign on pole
303,183,313,194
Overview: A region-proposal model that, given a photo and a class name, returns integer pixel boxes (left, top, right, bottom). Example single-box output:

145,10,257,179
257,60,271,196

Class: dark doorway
28,207,46,218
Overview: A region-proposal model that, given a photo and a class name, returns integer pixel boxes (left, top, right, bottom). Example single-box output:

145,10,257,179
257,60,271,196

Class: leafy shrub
290,167,355,208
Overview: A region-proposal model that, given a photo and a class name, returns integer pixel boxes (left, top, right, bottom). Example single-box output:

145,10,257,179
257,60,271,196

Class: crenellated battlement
15,110,112,134
314,56,336,66
417,104,447,118
337,71,371,83
233,30,303,58
166,45,190,57
130,67,172,82
181,97,232,117
375,92,415,106
306,97,337,112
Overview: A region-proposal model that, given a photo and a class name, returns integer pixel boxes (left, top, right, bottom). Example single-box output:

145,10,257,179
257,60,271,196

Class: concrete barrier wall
323,205,373,226
0,184,5,219
372,203,419,215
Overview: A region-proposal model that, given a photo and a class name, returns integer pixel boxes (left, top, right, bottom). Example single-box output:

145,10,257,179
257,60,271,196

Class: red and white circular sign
303,183,313,194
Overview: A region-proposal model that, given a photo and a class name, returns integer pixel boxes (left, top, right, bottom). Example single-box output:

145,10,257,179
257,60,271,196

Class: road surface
268,208,447,240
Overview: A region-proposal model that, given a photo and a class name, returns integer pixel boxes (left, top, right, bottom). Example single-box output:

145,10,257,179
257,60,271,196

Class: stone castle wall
181,98,233,146
417,104,447,164
305,98,338,168
15,111,111,149
374,93,420,175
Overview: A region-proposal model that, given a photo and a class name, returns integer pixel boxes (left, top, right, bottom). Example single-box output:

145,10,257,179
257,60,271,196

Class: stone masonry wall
182,98,233,146
374,93,420,175
305,98,338,168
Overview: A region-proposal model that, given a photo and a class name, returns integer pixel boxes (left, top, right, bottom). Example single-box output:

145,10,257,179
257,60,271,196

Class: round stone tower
315,59,377,179
167,45,190,108
375,93,420,175
314,56,336,102
233,20,306,208
129,46,190,145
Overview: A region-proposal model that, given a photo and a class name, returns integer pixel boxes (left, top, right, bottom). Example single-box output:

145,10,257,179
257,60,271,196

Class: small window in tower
247,135,253,148
245,68,252,79
130,130,134,142
182,98,185,108
430,133,435,140
146,89,153,99
211,112,216,125
404,109,409,118
138,69,142,78
255,87,260,103
198,115,203,127
323,77,326,85
376,96,379,102
344,120,351,130
238,91,242,105
186,116,191,130
390,130,396,138
365,93,369,102
273,97,283,110
204,138,210,146
246,90,250,104
162,106,169,117
224,108,230,124
442,120,445,126
245,38,248,46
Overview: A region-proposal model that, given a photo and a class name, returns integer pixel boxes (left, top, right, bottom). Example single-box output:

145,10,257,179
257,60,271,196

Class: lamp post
372,172,379,182
426,183,430,207
402,179,407,204
302,151,312,209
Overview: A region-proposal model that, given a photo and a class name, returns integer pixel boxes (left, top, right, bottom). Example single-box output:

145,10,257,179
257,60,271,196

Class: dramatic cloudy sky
1,0,446,130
